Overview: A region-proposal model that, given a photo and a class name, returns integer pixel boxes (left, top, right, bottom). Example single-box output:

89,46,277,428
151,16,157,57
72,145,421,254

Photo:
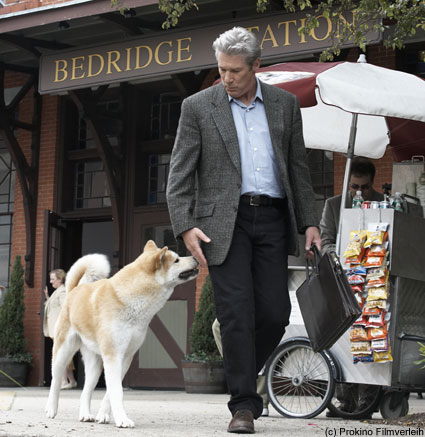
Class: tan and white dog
45,240,199,428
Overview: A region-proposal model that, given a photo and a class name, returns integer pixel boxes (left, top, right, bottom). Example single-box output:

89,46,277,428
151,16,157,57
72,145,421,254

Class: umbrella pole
336,113,358,256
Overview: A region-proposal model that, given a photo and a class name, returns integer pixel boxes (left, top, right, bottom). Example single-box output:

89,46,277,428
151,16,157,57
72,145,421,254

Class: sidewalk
0,387,424,437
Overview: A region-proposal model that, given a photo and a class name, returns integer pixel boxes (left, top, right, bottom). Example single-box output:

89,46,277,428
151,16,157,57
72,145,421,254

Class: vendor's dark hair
351,157,376,181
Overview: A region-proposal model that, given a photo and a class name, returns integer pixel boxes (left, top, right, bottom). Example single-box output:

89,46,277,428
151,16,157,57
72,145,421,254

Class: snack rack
265,208,425,420
338,208,425,389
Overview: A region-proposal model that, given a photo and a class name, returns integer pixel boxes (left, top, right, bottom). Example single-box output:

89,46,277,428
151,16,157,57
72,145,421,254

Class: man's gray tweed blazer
166,80,319,266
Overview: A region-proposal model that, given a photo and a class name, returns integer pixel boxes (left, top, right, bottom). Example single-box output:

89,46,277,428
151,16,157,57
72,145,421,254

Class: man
320,157,384,254
167,27,321,434
320,157,383,418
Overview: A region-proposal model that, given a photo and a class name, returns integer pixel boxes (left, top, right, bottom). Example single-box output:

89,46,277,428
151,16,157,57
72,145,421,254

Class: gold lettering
125,47,132,71
54,60,68,82
245,26,260,35
337,10,355,36
176,37,192,63
299,18,307,43
106,51,122,74
260,24,279,48
135,45,153,69
310,15,332,41
155,41,173,66
277,20,297,46
87,54,104,77
71,56,85,80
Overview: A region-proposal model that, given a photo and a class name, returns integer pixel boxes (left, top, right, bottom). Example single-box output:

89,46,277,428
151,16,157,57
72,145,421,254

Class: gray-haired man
167,27,321,433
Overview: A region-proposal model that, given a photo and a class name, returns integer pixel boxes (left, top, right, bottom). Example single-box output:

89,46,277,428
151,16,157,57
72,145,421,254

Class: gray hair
212,27,261,68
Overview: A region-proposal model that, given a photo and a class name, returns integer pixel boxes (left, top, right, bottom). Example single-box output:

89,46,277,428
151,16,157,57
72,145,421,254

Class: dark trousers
209,200,291,419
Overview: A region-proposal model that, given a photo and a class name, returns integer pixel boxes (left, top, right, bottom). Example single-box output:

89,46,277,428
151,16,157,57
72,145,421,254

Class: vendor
320,156,383,418
320,156,384,254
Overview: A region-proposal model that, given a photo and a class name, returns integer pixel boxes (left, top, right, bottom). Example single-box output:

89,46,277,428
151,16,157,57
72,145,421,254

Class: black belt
240,195,286,207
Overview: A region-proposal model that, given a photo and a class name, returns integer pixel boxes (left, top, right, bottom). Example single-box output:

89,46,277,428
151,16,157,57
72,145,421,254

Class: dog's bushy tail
65,254,111,293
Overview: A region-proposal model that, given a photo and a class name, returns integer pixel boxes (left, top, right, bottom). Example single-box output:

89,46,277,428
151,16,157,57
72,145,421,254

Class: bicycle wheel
265,338,336,418
327,383,382,419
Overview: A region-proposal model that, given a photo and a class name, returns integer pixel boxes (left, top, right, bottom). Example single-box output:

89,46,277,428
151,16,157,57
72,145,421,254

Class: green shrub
187,275,221,362
414,342,425,369
0,256,32,364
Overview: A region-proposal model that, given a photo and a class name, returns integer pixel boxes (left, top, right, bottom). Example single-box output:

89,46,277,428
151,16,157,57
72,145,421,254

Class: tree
187,275,221,362
158,0,425,60
0,256,32,364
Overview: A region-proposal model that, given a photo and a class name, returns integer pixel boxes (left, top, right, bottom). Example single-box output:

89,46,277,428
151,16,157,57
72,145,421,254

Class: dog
45,240,199,428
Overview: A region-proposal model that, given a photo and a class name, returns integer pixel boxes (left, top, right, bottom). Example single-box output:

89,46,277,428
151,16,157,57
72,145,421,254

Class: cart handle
398,332,425,342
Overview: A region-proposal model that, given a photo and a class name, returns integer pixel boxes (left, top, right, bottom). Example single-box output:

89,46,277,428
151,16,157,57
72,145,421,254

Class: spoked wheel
327,383,382,419
379,391,409,419
265,339,336,418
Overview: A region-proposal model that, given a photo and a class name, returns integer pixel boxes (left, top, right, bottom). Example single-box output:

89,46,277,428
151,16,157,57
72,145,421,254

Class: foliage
0,256,32,364
185,275,221,362
157,0,425,61
414,342,425,369
159,0,199,29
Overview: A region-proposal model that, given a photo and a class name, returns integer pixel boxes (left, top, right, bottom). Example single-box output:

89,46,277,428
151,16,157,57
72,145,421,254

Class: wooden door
123,206,196,388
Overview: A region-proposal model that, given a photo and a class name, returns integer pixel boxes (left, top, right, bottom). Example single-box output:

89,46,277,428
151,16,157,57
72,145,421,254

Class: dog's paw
79,413,95,422
96,412,110,424
115,417,135,428
45,405,57,419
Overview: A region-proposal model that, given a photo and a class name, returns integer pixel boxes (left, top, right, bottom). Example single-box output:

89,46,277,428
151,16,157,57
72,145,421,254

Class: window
75,100,121,150
149,93,181,140
0,139,15,287
147,154,170,205
74,160,111,209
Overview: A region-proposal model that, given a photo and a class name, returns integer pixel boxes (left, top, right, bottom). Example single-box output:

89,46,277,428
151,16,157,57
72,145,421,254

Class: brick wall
7,71,60,385
0,0,71,16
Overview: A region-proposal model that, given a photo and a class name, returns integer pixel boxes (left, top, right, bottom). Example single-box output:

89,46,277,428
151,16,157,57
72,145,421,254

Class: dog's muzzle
179,268,199,280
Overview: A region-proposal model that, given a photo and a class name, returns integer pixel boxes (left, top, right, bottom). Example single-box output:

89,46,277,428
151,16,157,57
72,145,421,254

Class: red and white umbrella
255,59,425,251
256,59,425,159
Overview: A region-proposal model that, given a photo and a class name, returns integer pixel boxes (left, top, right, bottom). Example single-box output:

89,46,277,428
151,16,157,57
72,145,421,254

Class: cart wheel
379,391,409,419
327,384,382,419
265,339,335,418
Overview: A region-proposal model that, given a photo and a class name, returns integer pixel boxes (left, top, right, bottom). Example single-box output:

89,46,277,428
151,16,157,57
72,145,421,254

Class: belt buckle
249,196,261,206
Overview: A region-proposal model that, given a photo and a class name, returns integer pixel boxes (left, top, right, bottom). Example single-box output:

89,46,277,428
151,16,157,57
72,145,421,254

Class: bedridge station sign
39,9,380,94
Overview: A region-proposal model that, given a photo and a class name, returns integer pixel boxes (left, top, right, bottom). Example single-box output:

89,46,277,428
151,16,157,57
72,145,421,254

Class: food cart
265,207,425,419
252,59,425,420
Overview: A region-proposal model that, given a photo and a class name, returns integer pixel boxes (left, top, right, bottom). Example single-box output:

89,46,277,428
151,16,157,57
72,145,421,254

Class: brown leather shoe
227,409,255,434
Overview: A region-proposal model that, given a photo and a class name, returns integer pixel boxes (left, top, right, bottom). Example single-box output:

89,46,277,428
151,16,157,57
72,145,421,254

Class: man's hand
305,226,321,259
182,227,211,267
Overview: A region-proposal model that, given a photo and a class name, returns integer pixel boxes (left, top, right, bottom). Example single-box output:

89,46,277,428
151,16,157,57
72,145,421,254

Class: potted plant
0,256,32,387
181,274,226,393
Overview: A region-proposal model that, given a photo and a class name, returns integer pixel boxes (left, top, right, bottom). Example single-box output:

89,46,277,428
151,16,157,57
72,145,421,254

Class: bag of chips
344,231,367,258
367,325,388,341
366,311,386,327
350,327,368,341
350,341,371,354
366,286,388,301
353,354,374,364
373,346,393,363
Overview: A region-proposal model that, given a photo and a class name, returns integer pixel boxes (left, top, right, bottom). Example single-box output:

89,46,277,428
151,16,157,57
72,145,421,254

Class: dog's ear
144,240,158,252
151,246,168,271
143,246,169,272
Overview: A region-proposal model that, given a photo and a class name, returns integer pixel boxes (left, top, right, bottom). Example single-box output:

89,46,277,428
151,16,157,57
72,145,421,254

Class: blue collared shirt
229,79,285,199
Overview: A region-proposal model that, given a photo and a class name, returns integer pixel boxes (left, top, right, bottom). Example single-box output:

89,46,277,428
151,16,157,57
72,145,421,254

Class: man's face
349,174,374,200
217,52,260,102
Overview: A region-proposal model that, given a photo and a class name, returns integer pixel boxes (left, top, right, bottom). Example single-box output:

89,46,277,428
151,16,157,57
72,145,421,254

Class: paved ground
0,387,424,437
